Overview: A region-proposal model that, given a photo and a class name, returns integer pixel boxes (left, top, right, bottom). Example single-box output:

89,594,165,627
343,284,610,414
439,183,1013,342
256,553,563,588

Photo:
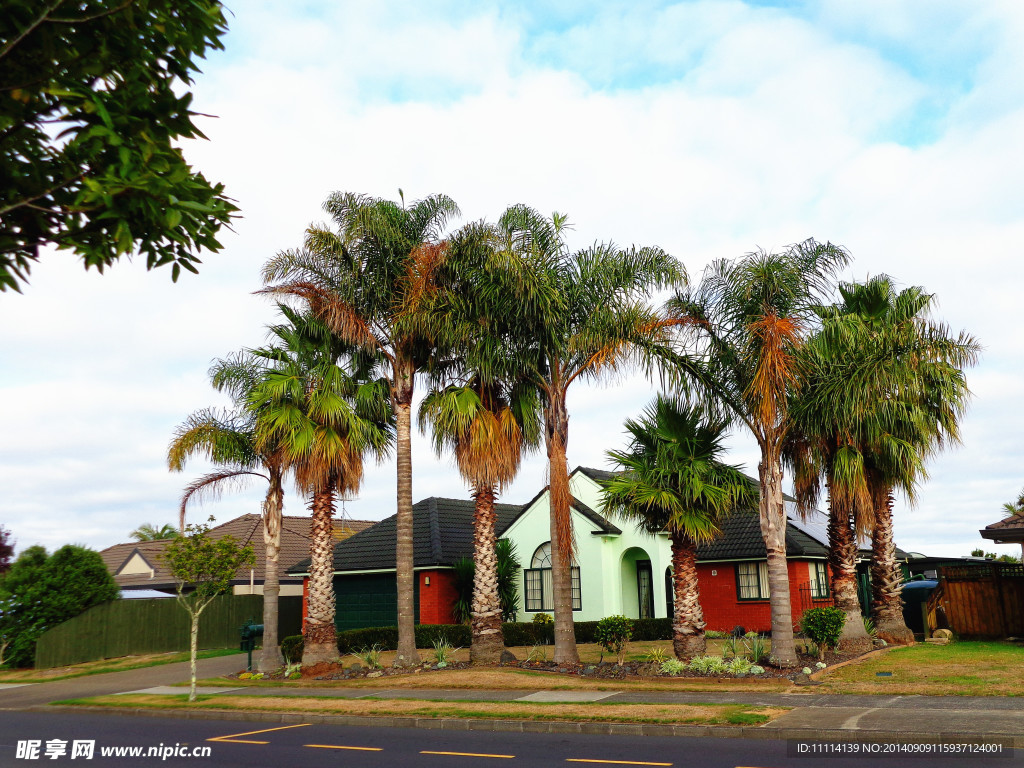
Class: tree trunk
670,531,706,661
758,456,798,667
827,497,871,655
393,356,420,666
546,392,579,665
302,489,338,665
259,471,285,672
871,490,914,645
470,484,505,664
188,611,199,703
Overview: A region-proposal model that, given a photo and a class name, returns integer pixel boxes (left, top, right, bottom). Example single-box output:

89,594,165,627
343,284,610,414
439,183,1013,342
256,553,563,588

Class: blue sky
1,0,1022,560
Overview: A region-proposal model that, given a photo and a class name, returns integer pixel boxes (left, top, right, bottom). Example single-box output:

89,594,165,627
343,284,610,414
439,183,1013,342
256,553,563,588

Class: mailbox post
239,621,264,672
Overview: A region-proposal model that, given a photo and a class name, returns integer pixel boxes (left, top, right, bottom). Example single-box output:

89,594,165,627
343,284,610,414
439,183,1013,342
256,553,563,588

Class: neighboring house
292,467,853,633
980,514,1024,562
101,514,373,596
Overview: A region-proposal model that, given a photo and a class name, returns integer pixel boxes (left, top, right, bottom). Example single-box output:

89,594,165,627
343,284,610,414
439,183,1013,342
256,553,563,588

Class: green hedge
281,618,673,663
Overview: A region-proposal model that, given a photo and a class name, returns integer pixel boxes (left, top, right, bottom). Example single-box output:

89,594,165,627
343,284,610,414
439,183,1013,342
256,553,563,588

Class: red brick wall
697,560,832,633
418,569,458,625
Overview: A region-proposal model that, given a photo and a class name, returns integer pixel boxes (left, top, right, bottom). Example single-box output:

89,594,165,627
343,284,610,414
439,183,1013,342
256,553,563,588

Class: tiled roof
288,497,523,574
980,514,1024,542
100,514,374,590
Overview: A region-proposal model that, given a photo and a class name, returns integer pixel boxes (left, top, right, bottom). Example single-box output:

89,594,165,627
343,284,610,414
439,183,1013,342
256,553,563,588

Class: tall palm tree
666,242,850,666
262,191,458,666
128,523,178,541
485,205,684,664
420,379,541,663
797,276,977,645
249,308,392,665
601,397,755,660
168,355,288,672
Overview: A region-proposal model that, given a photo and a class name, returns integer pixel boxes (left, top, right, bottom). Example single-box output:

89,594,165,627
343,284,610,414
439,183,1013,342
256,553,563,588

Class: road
0,711,1019,768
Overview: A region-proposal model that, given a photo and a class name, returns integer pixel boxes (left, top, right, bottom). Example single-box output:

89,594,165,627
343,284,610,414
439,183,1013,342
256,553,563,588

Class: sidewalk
4,657,1022,746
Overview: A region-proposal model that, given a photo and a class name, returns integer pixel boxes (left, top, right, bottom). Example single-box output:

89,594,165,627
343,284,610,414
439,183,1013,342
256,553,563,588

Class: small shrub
351,644,384,669
687,655,728,675
802,666,812,675
660,658,686,675
645,646,668,664
800,607,846,660
815,661,827,669
749,665,765,675
745,635,769,664
532,613,553,625
726,656,753,675
705,630,728,639
594,615,634,665
526,643,548,662
431,637,459,667
281,635,304,663
284,661,301,677
744,631,759,639
722,636,741,659
863,616,877,638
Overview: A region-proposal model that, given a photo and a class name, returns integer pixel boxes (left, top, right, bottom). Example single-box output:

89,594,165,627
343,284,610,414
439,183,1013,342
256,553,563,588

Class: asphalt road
0,711,1019,768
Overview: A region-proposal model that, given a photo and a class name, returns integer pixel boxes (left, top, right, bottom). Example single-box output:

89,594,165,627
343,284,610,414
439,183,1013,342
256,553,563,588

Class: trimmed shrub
594,615,634,664
502,621,552,646
800,607,846,659
281,635,303,663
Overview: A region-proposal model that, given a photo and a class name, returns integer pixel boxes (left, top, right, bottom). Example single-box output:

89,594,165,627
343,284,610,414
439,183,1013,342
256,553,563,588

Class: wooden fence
926,563,1024,639
35,595,303,669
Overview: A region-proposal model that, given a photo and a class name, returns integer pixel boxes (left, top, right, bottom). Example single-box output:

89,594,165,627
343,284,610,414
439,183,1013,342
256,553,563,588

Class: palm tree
420,378,541,663
797,276,977,645
168,353,288,672
262,191,458,666
486,205,684,664
666,242,850,666
249,308,392,665
601,397,755,660
128,523,178,541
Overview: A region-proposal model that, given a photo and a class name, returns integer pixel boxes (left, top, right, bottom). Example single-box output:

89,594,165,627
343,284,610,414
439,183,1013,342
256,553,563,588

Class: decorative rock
500,650,518,664
367,671,383,678
932,629,954,641
349,663,363,672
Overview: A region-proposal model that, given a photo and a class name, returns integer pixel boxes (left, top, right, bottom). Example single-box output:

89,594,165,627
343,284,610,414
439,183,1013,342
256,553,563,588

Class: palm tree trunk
670,531,706,660
470,483,504,664
758,454,798,667
259,471,285,672
393,356,420,666
302,489,338,665
871,490,913,645
827,497,871,654
546,391,580,665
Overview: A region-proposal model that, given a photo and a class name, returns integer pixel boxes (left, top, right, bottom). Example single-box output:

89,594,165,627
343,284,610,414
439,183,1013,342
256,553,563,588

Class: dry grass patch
0,649,239,683
817,641,1024,696
65,694,785,726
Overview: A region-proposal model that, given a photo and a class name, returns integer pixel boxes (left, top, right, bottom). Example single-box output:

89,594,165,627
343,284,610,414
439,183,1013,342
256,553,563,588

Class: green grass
0,648,241,683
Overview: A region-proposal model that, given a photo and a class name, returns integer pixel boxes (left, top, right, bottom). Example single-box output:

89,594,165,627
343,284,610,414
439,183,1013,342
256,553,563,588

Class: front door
637,560,654,619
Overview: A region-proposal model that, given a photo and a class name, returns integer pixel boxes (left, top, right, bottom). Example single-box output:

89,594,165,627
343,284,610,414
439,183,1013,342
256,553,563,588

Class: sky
2,0,1022,561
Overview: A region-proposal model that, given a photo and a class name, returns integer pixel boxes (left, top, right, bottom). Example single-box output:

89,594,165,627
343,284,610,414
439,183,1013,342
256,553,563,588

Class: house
979,514,1024,562
100,513,374,596
291,467,844,633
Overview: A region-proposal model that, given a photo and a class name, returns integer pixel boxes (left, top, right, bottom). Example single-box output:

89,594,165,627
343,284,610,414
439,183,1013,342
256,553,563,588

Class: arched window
524,541,581,612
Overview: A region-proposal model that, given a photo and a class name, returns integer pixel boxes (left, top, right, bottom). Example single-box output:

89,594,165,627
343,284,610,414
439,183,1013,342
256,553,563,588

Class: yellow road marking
566,761,672,767
207,723,312,744
305,744,383,751
421,750,515,759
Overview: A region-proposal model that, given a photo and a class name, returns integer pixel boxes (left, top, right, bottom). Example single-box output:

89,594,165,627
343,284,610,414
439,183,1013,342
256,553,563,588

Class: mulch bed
230,644,875,684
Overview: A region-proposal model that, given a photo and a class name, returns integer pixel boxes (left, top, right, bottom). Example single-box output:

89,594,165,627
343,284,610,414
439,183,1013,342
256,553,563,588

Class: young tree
261,191,457,665
0,0,237,292
666,242,850,666
602,397,755,660
163,521,254,702
129,523,178,542
0,526,13,574
0,544,119,667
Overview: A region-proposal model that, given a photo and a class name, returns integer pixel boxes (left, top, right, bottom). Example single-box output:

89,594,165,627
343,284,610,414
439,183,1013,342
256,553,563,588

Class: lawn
816,641,1024,696
0,648,241,683
55,693,787,726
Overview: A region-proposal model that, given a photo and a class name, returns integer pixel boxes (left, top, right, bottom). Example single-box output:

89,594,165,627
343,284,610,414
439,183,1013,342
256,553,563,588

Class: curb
37,706,1022,748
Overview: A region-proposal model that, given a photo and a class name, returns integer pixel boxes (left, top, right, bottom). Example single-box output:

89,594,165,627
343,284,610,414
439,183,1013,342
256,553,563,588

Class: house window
736,562,770,600
809,561,829,598
524,541,581,611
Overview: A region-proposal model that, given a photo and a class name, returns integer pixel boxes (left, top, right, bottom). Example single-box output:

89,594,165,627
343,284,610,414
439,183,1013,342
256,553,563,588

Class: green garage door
334,573,419,631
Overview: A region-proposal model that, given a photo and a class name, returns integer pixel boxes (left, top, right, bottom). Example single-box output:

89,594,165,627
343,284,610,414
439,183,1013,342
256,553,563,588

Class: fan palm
248,307,393,665
168,355,288,672
482,205,684,664
666,242,851,666
128,523,178,542
602,397,755,660
262,191,458,665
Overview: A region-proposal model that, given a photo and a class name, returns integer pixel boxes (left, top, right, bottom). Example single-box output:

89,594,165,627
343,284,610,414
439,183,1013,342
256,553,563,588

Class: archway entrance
620,547,655,619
